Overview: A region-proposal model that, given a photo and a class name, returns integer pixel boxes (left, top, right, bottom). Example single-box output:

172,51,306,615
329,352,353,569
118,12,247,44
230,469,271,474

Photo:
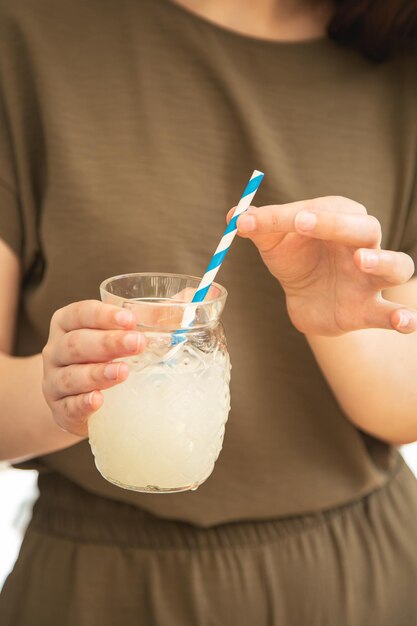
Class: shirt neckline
155,0,331,50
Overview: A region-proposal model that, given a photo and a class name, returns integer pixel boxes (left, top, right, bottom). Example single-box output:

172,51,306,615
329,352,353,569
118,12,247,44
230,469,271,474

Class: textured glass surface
88,273,231,493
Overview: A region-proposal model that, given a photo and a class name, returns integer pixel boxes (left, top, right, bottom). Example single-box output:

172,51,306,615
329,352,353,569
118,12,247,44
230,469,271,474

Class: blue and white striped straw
163,170,263,358
181,169,264,329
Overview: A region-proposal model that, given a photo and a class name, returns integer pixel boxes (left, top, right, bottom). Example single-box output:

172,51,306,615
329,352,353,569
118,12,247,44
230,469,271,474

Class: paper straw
192,171,264,299
165,170,264,356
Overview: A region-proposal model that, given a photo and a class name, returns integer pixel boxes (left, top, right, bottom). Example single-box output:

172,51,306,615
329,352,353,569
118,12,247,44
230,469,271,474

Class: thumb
236,211,286,255
226,206,286,254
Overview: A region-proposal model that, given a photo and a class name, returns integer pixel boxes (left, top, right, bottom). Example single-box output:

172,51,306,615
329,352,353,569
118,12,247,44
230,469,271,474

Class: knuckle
330,195,348,205
77,393,88,415
60,396,73,421
43,369,62,402
85,299,102,319
271,213,280,230
65,332,81,361
368,216,382,242
328,196,367,215
72,300,85,320
41,343,51,362
85,299,99,310
61,395,84,422
59,368,73,394
50,308,63,328
268,208,280,230
90,365,103,385
354,202,367,215
328,196,349,212
68,300,90,328
102,330,119,354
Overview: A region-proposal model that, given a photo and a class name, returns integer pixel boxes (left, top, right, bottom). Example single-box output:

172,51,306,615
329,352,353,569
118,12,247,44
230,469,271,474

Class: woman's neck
171,0,333,41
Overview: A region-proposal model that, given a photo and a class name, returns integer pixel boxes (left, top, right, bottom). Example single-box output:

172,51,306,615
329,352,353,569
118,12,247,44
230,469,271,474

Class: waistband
30,457,408,549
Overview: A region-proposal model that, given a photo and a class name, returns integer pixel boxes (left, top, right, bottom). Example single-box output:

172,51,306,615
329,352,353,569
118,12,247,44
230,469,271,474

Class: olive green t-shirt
1,0,416,526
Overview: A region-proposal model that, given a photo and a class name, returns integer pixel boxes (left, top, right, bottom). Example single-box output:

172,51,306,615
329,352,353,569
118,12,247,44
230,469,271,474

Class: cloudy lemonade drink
88,273,231,493
89,343,230,492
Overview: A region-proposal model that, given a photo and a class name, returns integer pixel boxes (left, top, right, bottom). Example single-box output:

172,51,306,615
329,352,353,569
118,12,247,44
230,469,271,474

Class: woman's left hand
231,196,417,335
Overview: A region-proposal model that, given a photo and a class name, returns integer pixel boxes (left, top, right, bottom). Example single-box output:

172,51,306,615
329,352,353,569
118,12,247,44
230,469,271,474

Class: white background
1,444,417,591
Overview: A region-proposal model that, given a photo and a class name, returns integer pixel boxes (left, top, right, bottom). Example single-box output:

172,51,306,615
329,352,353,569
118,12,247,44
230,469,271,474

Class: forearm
0,352,83,463
306,329,417,445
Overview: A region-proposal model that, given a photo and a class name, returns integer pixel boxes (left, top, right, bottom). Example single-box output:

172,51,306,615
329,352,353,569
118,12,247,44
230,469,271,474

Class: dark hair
328,0,417,61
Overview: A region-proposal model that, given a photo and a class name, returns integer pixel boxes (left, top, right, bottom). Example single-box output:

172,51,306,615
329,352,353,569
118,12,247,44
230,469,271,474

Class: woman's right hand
42,300,145,437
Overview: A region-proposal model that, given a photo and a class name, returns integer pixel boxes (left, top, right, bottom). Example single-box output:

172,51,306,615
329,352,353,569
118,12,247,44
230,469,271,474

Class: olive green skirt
1,458,417,626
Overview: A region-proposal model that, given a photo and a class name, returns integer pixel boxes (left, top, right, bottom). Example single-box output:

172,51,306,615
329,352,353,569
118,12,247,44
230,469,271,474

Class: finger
54,329,145,366
236,205,292,253
48,362,130,401
232,196,366,230
359,297,417,334
226,206,237,224
389,307,417,333
52,300,137,333
54,390,103,437
355,249,415,286
226,205,257,226
294,210,382,247
238,205,381,248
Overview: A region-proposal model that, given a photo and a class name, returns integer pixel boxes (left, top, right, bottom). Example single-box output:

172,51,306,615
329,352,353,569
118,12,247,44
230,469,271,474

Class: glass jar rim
100,272,228,309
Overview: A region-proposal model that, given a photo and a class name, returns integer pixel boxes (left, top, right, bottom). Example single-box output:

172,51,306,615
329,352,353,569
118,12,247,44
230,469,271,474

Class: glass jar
88,272,231,493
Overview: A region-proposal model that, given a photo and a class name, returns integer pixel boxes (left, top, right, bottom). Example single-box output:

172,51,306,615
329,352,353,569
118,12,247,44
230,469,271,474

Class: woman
0,0,416,623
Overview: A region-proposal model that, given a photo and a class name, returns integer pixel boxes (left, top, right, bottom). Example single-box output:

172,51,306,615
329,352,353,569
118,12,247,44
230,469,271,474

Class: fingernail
104,363,121,380
296,211,317,231
238,214,256,232
398,311,413,329
362,251,379,269
84,391,95,406
115,310,133,326
124,333,140,351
